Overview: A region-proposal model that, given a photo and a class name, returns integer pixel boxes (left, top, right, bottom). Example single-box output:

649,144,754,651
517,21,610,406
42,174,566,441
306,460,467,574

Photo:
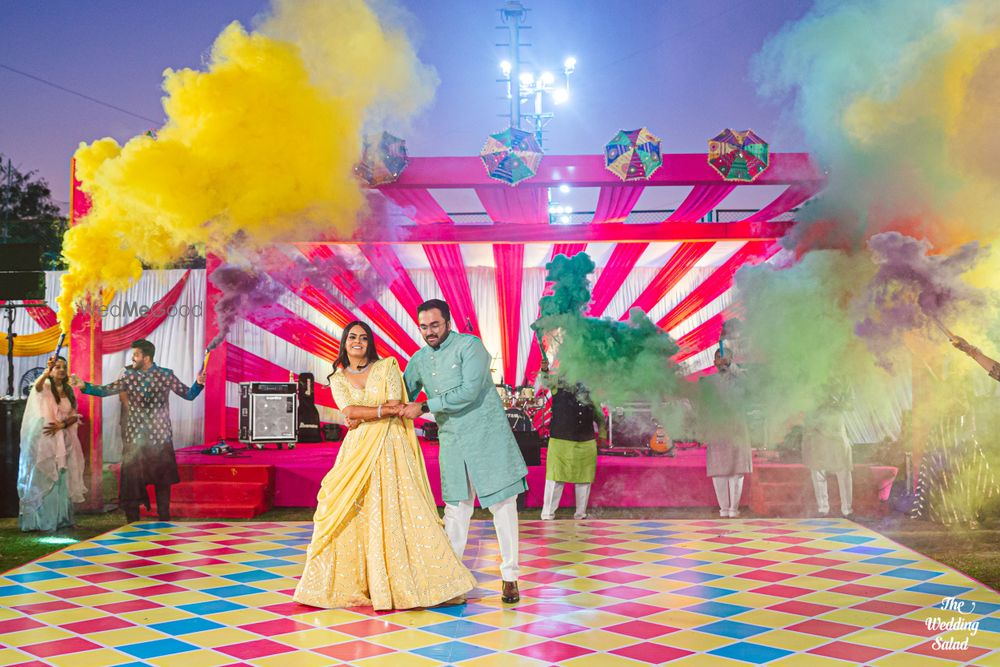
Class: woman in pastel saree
294,321,475,610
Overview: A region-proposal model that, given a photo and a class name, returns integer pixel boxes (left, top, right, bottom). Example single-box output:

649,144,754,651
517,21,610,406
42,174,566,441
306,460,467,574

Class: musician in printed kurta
71,339,203,522
401,299,528,604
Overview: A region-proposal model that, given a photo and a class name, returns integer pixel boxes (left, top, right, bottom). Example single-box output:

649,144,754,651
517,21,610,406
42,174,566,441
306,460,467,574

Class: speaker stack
238,382,298,449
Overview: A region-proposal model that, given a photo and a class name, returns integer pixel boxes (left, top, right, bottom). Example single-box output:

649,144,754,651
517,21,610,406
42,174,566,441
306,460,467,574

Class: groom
401,299,528,603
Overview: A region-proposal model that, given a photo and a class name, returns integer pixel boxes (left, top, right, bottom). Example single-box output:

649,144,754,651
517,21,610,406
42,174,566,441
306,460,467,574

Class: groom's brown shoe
501,580,519,603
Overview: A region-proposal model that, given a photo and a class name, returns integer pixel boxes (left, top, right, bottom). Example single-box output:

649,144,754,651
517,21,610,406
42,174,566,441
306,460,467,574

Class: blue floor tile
149,618,225,636
201,584,266,598
882,567,940,581
421,619,495,638
709,641,793,663
683,601,752,618
411,641,493,662
698,620,770,639
119,638,198,659
177,600,246,615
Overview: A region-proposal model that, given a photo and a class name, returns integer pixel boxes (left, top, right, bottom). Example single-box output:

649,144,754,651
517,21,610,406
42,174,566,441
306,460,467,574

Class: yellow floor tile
0,649,32,667
461,629,543,651
870,652,958,666
643,610,718,629
180,627,262,648
1,626,73,647
353,651,444,667
562,653,647,667
461,653,547,667
248,651,341,667
146,650,234,667
119,607,196,624
46,648,134,667
561,629,639,651
87,627,168,646
669,653,746,666
769,651,856,666
367,628,448,651
652,629,730,651
820,608,897,627
207,608,282,626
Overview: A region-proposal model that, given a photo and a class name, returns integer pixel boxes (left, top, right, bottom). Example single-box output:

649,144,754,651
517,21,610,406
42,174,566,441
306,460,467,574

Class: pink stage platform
175,441,897,513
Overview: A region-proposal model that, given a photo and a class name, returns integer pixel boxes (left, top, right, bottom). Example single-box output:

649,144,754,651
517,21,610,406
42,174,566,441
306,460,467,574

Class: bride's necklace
345,362,370,375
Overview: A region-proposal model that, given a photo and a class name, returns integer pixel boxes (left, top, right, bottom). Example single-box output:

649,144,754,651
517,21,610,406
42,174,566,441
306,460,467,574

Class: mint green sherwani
404,332,528,506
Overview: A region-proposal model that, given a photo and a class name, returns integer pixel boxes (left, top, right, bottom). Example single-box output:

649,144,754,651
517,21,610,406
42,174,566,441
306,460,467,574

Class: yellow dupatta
307,357,440,558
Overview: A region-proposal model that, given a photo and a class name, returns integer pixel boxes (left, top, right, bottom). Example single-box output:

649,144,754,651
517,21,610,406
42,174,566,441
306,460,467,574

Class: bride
294,320,475,609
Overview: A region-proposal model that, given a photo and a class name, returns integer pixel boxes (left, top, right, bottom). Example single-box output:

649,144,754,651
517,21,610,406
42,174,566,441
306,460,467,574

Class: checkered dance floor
2,519,998,666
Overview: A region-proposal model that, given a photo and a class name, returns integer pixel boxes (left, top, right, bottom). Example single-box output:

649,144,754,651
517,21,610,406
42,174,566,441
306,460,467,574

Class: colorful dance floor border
1,519,998,666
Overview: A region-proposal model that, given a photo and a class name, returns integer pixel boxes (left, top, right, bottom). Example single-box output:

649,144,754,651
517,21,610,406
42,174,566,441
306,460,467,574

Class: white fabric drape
101,270,205,462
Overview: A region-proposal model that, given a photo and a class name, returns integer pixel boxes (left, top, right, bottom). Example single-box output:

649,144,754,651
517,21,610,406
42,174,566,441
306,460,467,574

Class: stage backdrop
3,260,925,461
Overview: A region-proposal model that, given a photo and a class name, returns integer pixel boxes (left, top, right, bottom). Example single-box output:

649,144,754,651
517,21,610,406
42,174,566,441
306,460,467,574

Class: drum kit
496,383,546,431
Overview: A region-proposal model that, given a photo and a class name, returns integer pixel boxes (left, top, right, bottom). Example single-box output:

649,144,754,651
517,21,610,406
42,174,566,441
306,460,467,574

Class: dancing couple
295,299,528,610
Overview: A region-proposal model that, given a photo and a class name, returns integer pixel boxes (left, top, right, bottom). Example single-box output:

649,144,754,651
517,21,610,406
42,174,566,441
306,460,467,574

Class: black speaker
0,398,27,518
238,382,297,443
296,373,322,443
513,430,542,466
0,272,45,300
0,244,41,270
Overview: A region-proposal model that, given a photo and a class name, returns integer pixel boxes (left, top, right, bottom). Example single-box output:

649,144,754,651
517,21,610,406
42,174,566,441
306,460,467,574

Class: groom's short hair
417,299,451,322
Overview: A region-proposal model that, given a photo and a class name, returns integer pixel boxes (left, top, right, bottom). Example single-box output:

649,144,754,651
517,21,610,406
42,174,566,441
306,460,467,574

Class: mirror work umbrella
480,127,543,185
604,128,663,181
708,129,769,182
357,131,408,186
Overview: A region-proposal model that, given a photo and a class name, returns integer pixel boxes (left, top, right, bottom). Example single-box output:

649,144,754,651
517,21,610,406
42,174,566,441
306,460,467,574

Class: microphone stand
4,305,16,398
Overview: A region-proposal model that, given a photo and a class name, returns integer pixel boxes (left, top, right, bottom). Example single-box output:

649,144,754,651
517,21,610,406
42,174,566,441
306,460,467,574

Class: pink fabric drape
262,248,405,366
382,188,452,224
226,344,335,408
423,244,480,336
101,271,190,353
672,311,727,363
658,241,779,331
521,242,588,385
358,244,424,324
493,244,524,384
244,303,341,363
741,182,823,223
586,243,647,317
300,244,419,355
622,242,712,319
666,184,736,222
475,187,548,224
592,186,644,223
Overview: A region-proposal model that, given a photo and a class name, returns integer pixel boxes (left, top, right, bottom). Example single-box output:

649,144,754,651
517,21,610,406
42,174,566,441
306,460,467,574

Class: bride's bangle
377,404,383,419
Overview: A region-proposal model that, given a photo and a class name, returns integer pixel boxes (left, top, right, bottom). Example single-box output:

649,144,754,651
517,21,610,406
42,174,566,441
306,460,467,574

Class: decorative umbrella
356,131,408,186
480,127,543,185
604,128,662,181
708,129,769,182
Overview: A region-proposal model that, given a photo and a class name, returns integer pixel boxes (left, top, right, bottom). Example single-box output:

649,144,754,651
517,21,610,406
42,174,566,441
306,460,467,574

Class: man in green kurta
401,299,528,603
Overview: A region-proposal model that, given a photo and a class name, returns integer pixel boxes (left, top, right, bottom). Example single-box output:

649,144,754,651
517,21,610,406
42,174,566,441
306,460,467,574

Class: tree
0,155,68,270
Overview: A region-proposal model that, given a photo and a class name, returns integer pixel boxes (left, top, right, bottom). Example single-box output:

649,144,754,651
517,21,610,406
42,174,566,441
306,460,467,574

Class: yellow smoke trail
58,0,436,332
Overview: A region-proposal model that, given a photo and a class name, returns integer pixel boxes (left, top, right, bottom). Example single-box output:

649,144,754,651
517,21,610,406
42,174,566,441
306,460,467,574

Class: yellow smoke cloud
58,0,436,332
838,1,1000,255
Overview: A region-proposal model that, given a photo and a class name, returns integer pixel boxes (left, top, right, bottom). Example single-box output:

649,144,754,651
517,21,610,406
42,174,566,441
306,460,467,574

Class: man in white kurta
802,380,854,518
401,300,528,603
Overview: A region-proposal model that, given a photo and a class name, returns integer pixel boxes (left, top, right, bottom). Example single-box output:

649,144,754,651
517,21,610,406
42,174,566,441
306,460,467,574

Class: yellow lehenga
293,357,475,610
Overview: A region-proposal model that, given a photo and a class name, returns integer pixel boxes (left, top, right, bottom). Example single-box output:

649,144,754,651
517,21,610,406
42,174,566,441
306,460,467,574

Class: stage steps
118,463,275,519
